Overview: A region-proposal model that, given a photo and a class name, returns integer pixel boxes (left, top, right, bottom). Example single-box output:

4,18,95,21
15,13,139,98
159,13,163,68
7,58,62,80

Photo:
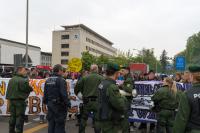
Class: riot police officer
74,64,103,133
119,66,136,133
6,66,33,133
173,65,200,133
97,63,127,133
43,64,70,133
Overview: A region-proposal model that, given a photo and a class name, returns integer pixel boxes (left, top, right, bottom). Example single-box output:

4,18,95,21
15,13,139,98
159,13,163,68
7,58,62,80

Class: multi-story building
0,38,41,67
41,52,52,66
52,24,117,67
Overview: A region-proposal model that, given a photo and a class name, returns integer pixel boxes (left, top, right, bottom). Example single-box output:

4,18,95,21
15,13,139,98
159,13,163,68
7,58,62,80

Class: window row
61,44,69,48
61,35,69,39
61,59,68,65
61,52,69,56
86,46,109,56
86,37,115,53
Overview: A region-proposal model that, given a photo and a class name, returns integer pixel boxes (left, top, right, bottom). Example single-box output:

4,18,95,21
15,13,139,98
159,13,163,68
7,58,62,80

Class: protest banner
0,78,81,116
130,81,192,123
0,78,192,123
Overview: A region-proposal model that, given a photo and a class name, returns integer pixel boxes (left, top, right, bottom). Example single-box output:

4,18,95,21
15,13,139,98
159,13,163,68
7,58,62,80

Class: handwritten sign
67,58,82,72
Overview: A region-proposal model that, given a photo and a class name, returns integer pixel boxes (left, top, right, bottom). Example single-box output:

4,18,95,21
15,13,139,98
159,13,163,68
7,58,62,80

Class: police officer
97,63,127,133
6,66,33,133
173,65,200,133
119,66,135,133
152,77,179,133
43,64,70,133
74,64,103,133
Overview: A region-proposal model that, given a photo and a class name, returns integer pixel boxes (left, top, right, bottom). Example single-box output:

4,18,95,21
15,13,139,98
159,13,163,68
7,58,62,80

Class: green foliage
81,51,96,70
185,32,200,65
160,50,169,73
81,48,161,73
140,48,158,71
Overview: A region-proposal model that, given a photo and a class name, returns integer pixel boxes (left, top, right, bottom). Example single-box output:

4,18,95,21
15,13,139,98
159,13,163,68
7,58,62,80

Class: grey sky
1,0,200,58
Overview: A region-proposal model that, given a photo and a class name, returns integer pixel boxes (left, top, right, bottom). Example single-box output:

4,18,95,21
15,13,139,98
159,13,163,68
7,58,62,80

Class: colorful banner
0,78,81,116
0,78,192,123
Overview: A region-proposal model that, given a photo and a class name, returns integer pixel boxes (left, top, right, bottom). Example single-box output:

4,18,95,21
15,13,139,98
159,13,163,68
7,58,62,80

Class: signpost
175,56,186,71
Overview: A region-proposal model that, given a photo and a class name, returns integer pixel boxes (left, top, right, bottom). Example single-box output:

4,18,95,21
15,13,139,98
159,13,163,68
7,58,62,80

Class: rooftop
41,51,52,56
61,24,113,45
0,38,41,49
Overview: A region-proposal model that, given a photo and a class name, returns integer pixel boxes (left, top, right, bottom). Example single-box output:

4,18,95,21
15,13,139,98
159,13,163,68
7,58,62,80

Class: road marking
24,123,48,133
24,122,32,126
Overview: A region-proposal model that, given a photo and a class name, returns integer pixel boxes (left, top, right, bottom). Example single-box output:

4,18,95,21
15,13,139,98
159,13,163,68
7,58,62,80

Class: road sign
175,56,186,71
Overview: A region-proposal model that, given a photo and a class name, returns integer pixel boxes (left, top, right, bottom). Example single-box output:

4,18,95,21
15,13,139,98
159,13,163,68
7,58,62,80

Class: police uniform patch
126,84,131,87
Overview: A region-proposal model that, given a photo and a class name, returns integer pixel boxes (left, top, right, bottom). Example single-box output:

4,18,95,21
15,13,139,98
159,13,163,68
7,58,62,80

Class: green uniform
97,78,127,133
6,74,32,133
173,83,200,133
119,73,134,133
74,72,103,133
152,86,178,133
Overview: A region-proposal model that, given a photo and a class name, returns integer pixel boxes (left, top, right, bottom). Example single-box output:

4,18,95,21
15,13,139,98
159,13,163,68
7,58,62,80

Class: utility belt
83,97,97,104
49,98,64,105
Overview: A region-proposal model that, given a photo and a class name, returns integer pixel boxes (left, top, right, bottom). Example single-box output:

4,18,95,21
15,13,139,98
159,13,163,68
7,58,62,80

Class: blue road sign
175,56,186,71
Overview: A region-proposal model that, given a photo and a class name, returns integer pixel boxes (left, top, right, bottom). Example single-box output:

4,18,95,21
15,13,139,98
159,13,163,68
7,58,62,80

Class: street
0,116,94,133
0,116,145,133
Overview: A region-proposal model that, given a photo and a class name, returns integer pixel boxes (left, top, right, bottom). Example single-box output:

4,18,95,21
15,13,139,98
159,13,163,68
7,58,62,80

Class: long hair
164,77,177,95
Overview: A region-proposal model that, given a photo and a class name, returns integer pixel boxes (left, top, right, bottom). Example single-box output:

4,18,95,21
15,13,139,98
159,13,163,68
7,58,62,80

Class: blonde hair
164,77,177,95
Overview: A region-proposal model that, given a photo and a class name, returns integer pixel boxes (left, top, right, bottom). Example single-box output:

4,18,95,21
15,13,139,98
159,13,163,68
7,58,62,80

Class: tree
96,55,109,66
140,48,158,71
185,32,200,65
81,51,96,70
160,50,168,73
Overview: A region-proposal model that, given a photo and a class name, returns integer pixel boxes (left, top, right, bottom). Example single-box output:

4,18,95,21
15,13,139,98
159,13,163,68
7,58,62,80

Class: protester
175,72,182,82
43,64,70,133
181,71,191,83
6,66,33,133
152,77,179,133
148,70,157,81
173,65,200,133
74,64,103,133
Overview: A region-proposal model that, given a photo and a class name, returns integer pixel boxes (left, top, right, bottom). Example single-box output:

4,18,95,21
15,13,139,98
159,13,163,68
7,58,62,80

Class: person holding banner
173,65,200,133
74,64,103,133
43,64,70,133
151,77,179,133
6,66,33,133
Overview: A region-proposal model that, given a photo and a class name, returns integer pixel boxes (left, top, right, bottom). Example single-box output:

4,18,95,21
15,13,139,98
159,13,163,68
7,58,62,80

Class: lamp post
133,49,144,63
25,0,29,67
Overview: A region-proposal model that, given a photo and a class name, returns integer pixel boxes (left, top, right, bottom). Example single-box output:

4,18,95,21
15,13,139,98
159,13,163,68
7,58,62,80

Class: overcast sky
1,0,200,58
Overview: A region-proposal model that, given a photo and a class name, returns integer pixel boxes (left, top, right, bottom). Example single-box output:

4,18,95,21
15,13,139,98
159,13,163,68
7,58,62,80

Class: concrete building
0,38,41,66
41,52,52,66
52,24,117,67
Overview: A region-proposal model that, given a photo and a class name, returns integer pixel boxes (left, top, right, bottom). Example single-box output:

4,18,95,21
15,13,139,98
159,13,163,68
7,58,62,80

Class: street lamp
25,0,29,67
132,49,144,63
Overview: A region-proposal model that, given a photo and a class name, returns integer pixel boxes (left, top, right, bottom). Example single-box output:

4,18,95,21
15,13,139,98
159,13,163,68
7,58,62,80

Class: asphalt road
0,116,148,133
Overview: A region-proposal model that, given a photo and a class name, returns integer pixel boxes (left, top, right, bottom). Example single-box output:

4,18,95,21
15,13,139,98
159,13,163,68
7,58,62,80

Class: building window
61,35,69,39
61,59,68,64
61,52,69,56
61,44,69,48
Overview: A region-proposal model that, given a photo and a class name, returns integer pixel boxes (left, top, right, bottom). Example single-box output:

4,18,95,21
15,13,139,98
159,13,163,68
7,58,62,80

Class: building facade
52,24,117,67
41,52,52,66
0,38,41,66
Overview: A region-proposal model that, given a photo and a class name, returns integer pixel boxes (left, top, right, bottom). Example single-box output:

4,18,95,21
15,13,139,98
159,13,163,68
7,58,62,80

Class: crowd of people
3,63,200,133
